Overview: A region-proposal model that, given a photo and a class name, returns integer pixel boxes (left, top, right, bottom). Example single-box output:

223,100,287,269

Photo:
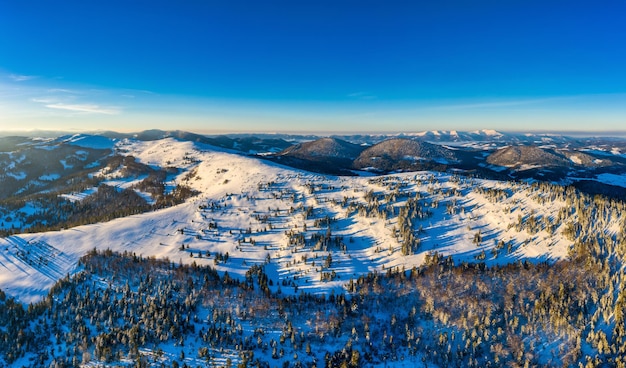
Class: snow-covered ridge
408,129,503,140
0,137,594,303
59,133,117,150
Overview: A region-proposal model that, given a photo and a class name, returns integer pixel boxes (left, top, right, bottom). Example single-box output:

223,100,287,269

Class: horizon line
2,127,626,138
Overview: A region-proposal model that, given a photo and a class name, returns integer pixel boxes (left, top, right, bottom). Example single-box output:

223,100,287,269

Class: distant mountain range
260,133,626,198
2,129,626,198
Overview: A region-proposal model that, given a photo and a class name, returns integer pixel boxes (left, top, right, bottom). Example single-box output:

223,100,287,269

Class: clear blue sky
1,0,625,133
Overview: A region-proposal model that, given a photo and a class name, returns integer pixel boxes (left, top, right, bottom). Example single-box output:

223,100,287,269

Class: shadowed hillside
270,137,365,175
353,138,460,172
486,145,569,168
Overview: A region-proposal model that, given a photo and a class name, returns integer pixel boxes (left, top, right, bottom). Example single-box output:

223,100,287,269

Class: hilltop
353,138,462,172
273,137,364,175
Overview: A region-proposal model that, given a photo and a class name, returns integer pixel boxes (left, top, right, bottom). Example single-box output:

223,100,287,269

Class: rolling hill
1,133,626,367
280,137,364,160
486,145,570,169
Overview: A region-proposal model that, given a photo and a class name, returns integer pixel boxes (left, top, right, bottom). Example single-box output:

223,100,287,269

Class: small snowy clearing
7,171,26,180
59,187,99,202
595,173,626,188
39,173,60,181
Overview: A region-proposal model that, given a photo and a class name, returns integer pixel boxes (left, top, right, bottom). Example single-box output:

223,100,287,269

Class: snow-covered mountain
2,131,626,367
0,135,621,303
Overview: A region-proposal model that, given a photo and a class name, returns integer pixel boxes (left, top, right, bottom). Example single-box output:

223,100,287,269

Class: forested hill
1,246,625,367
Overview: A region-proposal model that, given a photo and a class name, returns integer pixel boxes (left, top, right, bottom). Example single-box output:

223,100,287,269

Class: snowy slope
60,133,117,150
0,138,593,303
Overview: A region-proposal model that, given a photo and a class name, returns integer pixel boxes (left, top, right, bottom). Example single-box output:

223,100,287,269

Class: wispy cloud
46,88,80,94
31,89,121,115
9,74,37,82
44,103,119,115
347,91,377,100
31,98,55,104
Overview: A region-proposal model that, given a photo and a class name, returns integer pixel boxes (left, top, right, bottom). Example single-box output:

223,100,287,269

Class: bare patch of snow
39,173,60,181
59,159,73,169
7,171,26,180
59,187,98,202
595,173,626,188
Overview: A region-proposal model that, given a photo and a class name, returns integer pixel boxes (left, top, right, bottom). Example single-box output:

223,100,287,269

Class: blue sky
1,0,625,133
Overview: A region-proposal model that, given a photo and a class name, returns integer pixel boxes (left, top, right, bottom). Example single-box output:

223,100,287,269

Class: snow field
0,138,582,303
